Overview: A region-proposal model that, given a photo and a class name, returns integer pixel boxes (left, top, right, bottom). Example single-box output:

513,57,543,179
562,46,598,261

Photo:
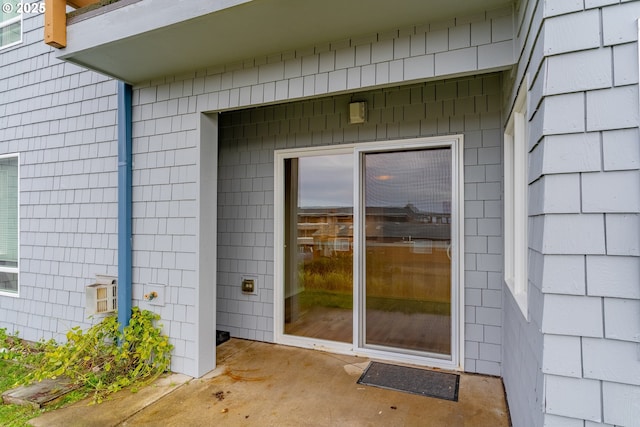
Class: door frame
273,135,465,371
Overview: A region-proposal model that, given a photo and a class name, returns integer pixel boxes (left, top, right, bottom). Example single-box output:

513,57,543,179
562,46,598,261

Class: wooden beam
44,0,66,48
44,0,102,49
67,0,101,8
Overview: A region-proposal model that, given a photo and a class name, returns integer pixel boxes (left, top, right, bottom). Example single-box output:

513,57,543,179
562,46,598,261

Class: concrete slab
28,373,191,427
28,339,510,426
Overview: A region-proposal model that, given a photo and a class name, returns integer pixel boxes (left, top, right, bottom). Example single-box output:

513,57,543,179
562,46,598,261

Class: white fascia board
59,0,253,59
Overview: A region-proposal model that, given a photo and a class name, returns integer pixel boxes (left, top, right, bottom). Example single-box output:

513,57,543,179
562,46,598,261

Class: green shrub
26,307,172,403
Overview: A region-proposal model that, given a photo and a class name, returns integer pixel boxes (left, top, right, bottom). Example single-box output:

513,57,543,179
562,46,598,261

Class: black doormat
357,362,460,402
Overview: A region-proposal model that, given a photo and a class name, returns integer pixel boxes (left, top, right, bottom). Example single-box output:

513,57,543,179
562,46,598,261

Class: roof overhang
58,0,512,84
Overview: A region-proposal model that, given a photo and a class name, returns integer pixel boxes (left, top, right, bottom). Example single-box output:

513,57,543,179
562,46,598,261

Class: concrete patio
30,339,510,426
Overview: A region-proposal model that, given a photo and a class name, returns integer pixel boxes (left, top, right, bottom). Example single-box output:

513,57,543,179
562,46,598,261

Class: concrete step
2,378,77,409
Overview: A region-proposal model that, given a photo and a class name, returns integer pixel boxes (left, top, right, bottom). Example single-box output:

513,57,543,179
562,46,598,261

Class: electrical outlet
242,279,254,293
241,276,258,295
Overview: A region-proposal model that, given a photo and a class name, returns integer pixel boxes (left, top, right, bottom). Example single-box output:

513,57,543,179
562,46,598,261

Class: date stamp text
2,2,45,14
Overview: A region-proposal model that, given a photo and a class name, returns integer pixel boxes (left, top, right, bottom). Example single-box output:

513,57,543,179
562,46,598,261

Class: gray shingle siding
127,6,515,375
1,2,638,425
504,1,640,426
501,0,545,424
217,74,505,375
0,13,118,340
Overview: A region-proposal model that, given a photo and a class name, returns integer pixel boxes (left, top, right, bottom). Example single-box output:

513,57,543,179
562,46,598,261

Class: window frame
0,153,19,297
273,135,465,370
504,80,529,319
0,0,23,51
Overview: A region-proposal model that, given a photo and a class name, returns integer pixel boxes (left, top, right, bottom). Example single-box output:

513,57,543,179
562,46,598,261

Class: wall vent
86,275,117,315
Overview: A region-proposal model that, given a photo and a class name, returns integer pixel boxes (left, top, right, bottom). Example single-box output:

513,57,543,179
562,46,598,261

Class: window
0,0,22,50
335,238,350,252
504,80,528,318
0,154,19,295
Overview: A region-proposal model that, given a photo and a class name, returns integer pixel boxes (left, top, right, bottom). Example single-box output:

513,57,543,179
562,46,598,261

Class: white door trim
273,135,465,371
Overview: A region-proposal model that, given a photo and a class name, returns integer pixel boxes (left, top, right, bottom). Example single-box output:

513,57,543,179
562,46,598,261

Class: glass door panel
283,154,353,343
362,148,452,356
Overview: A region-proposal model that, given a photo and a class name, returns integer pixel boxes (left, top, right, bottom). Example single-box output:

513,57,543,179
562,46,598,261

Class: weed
26,307,172,403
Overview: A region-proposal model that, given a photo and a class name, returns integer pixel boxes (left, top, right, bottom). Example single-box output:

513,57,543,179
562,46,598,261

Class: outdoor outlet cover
241,276,257,295
144,284,165,306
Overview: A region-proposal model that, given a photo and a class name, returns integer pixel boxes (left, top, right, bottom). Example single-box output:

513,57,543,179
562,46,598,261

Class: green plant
26,307,172,403
0,329,44,368
0,328,21,361
0,329,95,427
0,331,47,427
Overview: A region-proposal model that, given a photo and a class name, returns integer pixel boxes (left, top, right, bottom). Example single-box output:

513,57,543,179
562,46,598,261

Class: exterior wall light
349,101,367,124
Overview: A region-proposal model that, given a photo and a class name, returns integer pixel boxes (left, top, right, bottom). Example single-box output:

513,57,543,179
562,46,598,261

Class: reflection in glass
283,155,353,343
363,148,452,356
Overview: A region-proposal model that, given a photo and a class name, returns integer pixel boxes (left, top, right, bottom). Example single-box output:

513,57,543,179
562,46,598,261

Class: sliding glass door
283,154,353,343
361,148,452,357
276,137,461,367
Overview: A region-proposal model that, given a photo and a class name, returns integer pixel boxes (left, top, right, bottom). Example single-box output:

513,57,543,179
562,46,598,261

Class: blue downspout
117,81,132,332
